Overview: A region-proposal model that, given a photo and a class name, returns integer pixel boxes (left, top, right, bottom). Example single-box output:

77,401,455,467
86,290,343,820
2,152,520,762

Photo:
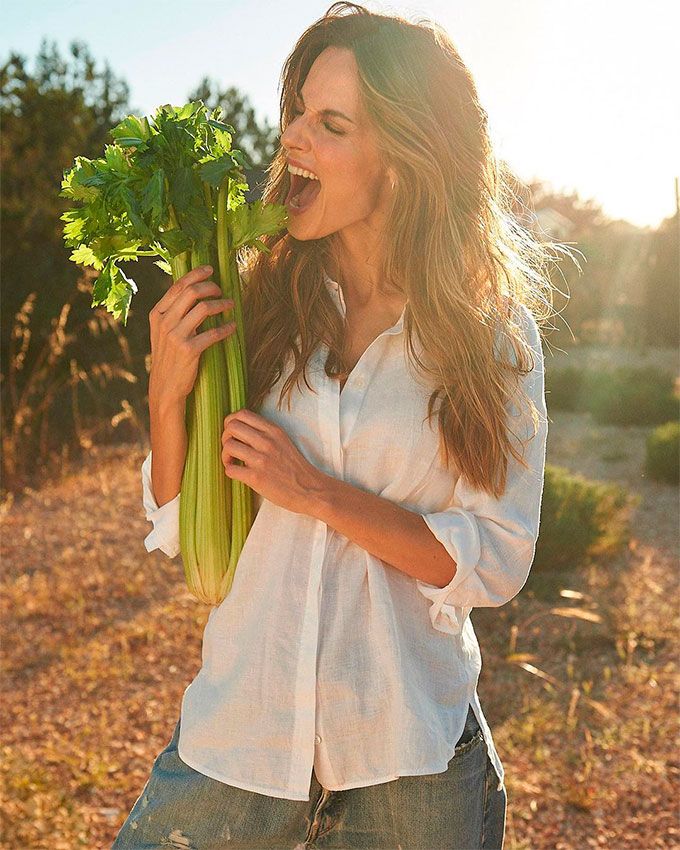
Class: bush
588,366,679,426
644,421,680,485
545,365,678,425
544,367,601,412
533,464,633,575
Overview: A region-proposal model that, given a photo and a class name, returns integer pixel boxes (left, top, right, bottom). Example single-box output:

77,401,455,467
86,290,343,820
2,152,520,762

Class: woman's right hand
148,264,236,408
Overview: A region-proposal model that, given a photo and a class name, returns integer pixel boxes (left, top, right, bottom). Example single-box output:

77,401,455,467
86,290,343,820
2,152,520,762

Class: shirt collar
323,270,406,336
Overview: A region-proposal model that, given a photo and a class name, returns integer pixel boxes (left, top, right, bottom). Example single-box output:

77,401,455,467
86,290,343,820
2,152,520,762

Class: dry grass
1,269,145,497
1,400,678,847
475,400,680,850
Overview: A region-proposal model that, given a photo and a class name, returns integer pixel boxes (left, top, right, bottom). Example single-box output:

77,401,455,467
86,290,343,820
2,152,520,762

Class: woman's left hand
222,408,327,515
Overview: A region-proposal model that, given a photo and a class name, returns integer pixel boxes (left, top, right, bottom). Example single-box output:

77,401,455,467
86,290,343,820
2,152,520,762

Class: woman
114,3,561,848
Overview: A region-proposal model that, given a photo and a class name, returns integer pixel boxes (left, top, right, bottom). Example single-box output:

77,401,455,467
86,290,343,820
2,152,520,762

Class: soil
1,398,678,848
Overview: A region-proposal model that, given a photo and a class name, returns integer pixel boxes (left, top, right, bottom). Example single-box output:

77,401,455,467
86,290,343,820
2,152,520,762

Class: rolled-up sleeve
141,450,181,558
416,304,548,635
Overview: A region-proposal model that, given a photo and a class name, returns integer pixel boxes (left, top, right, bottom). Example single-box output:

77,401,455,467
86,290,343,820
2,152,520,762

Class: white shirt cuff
141,450,181,558
415,508,479,634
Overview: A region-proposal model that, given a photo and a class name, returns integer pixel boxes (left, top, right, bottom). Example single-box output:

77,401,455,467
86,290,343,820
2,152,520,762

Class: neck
327,234,402,311
325,173,403,311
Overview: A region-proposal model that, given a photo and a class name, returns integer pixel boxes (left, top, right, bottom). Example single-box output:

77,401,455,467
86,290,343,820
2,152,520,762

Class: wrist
305,469,341,524
149,382,186,418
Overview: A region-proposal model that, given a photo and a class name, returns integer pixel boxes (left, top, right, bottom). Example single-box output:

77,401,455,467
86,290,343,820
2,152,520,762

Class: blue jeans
111,704,506,849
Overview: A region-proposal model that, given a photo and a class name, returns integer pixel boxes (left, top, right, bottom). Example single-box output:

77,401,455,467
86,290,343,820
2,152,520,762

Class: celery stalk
60,101,287,606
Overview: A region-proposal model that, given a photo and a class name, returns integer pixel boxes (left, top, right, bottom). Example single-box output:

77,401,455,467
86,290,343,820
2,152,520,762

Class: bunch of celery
60,101,287,605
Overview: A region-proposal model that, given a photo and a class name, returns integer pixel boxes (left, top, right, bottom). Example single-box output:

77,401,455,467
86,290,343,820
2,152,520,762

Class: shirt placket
324,277,406,449
287,505,329,794
319,279,346,477
286,306,344,796
309,276,408,793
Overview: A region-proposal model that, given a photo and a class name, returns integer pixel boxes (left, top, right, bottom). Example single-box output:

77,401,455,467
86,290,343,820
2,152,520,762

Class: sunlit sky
3,0,678,228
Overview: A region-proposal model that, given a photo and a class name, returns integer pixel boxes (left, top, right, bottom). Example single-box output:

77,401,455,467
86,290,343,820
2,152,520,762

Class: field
1,384,678,848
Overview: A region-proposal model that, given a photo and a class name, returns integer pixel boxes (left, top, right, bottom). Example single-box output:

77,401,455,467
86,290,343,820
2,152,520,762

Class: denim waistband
455,703,482,746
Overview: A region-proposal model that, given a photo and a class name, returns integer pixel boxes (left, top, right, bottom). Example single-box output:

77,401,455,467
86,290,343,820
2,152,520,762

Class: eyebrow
296,91,356,126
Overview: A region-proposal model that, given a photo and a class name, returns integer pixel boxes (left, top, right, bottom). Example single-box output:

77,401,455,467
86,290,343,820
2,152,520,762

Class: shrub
587,366,679,426
644,421,680,485
545,365,679,424
533,464,633,575
544,367,602,412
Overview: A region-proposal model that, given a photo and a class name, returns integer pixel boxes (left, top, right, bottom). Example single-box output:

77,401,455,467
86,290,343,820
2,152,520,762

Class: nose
281,115,311,157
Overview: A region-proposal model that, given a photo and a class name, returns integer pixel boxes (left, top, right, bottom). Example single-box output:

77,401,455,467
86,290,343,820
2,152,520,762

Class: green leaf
157,227,192,257
212,128,233,156
104,144,130,176
154,258,173,275
110,114,152,146
92,260,137,326
91,235,143,264
140,168,165,222
230,148,253,170
177,101,204,120
61,208,89,245
170,165,196,212
198,156,238,189
79,170,109,190
227,177,249,210
60,157,101,201
69,244,101,269
207,118,236,135
114,136,147,148
113,183,153,241
227,200,289,252
109,266,137,326
92,261,113,307
179,202,213,248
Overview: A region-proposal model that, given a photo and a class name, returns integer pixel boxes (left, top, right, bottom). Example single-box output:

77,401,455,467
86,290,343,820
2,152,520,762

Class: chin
286,222,315,240
286,219,333,242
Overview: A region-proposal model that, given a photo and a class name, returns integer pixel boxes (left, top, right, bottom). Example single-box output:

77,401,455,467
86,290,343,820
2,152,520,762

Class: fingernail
202,265,212,272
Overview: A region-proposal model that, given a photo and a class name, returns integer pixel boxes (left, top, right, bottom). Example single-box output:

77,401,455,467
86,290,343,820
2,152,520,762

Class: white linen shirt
141,271,548,801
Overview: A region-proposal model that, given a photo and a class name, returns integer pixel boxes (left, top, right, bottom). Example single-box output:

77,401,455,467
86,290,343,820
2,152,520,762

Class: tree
1,39,131,326
644,212,680,347
187,76,280,171
1,40,134,489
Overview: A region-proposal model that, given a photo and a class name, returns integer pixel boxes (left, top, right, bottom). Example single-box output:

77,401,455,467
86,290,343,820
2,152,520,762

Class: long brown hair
240,2,570,498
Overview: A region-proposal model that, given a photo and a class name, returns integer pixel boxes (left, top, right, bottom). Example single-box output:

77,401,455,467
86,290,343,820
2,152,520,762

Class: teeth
288,164,319,181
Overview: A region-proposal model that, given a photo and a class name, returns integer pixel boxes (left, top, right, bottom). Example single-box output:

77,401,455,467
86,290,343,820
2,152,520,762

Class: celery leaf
227,201,289,252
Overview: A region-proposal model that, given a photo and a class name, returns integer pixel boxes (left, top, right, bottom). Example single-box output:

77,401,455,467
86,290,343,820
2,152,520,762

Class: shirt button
314,734,322,745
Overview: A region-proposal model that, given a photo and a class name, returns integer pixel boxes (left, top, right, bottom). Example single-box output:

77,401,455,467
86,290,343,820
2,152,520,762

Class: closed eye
290,107,345,136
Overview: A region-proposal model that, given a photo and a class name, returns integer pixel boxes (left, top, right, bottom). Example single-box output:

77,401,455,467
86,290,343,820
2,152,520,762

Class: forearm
149,389,188,508
309,473,457,588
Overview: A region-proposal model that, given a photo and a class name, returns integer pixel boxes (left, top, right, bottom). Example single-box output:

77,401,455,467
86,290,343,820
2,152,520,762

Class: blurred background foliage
1,38,678,497
0,40,279,494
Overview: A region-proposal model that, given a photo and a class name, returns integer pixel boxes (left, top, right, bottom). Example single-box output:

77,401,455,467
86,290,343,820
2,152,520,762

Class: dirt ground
1,400,678,849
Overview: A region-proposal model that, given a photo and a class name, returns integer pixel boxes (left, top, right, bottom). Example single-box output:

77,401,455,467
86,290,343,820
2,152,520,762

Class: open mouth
285,173,322,212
